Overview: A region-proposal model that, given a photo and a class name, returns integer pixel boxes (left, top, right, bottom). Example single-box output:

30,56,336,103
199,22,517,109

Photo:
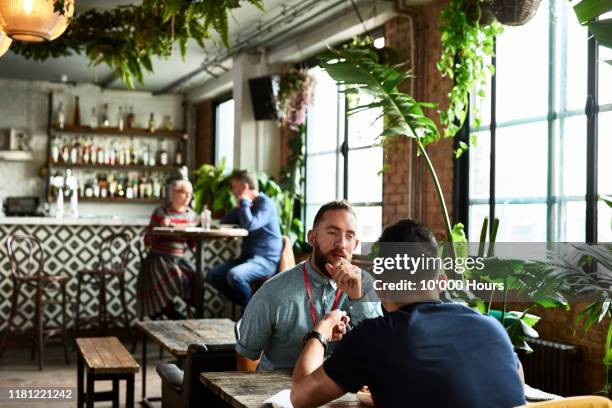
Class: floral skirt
136,252,195,317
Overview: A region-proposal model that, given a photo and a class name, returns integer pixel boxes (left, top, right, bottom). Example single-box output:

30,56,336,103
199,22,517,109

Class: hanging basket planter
479,0,497,26
491,0,542,26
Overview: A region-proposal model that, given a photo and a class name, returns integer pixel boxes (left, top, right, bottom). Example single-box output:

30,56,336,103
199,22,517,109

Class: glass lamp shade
0,30,12,57
0,0,75,43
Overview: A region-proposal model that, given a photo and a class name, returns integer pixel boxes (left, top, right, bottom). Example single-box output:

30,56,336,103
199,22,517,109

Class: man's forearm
293,338,325,383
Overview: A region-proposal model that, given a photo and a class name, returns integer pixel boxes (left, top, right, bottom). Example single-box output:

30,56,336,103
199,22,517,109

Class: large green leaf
573,0,612,25
590,19,612,49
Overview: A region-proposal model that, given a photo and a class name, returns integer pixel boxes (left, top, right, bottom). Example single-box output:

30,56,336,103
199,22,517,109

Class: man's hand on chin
325,258,362,300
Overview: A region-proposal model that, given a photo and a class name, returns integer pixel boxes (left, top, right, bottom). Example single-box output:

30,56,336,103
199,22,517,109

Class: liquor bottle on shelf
73,96,81,127
127,106,136,129
90,107,98,129
118,106,125,131
129,137,136,165
148,113,156,133
158,139,168,166
101,103,110,127
82,137,90,164
163,115,174,130
61,138,70,163
56,102,66,129
175,145,183,166
51,135,60,163
70,137,79,163
108,141,116,166
142,143,150,167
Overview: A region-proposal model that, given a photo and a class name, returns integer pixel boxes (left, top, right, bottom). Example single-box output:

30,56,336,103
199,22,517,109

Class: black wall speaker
248,75,280,121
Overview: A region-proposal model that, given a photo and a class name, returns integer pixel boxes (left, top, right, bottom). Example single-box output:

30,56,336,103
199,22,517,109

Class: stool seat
16,274,69,283
76,337,138,408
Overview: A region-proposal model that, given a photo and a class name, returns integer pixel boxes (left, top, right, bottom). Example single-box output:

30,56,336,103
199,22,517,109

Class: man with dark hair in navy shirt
205,170,282,306
291,219,526,408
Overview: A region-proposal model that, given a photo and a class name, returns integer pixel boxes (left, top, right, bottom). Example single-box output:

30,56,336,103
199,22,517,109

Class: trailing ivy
437,0,502,155
11,0,263,88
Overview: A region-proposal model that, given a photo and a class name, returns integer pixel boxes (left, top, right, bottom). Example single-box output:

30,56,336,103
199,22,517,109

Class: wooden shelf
48,161,179,172
69,197,163,204
51,125,186,139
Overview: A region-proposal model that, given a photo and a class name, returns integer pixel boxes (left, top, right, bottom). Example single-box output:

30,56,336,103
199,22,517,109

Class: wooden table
135,318,236,407
201,371,363,408
153,226,248,318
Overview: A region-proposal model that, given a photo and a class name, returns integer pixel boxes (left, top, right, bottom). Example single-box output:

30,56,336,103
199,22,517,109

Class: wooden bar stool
75,233,134,343
76,336,139,408
0,234,70,370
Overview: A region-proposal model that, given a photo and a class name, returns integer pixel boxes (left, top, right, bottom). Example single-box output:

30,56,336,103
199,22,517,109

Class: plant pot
465,0,498,26
491,0,542,26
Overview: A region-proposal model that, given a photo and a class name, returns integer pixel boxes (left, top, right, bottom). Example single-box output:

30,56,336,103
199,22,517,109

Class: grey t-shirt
236,259,382,371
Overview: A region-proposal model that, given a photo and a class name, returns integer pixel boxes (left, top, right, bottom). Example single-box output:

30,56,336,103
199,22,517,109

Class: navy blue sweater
221,193,282,262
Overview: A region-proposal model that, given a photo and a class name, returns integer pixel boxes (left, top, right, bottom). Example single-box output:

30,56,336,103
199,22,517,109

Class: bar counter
0,216,239,331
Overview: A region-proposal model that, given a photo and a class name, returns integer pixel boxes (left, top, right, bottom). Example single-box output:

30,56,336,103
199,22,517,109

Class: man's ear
307,229,314,246
353,238,360,252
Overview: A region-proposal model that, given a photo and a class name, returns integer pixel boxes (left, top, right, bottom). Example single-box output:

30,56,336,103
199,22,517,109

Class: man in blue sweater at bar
205,170,282,306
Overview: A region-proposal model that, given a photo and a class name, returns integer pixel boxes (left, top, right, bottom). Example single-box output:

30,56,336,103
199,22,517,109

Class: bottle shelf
51,125,186,139
49,196,164,204
48,161,180,172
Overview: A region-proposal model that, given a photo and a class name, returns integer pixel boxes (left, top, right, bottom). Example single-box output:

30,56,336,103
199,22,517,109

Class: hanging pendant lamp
0,30,12,57
0,0,74,43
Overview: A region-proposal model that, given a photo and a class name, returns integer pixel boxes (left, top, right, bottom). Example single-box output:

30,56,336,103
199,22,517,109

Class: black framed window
304,66,384,242
460,0,611,243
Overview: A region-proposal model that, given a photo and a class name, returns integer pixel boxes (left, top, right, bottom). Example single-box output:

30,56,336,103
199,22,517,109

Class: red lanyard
303,263,342,327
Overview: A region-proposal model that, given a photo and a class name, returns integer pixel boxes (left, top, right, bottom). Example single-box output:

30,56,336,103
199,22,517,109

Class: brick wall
383,0,455,240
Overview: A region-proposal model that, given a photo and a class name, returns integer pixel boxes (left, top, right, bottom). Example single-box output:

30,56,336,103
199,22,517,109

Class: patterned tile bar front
0,223,238,331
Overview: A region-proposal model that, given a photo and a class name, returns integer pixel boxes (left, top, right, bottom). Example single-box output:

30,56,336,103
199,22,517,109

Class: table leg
126,374,135,408
141,333,147,400
77,353,84,408
112,378,119,408
195,240,204,318
86,371,94,408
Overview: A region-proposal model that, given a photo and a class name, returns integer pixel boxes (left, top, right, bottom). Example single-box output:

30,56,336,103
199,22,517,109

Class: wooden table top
152,226,248,239
135,318,236,356
76,337,140,374
200,371,364,408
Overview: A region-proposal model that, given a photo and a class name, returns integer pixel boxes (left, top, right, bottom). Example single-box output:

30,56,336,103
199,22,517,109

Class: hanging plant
437,0,503,156
9,0,263,88
275,68,314,131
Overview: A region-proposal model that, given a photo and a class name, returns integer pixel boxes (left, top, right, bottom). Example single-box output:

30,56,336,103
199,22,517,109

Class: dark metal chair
156,343,236,408
0,233,70,370
75,233,134,344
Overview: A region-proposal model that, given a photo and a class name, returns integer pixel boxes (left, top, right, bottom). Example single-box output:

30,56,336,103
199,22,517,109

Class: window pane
495,204,547,241
469,204,490,241
347,147,383,203
347,95,383,148
496,5,549,122
353,205,382,243
600,46,612,105
557,0,587,112
561,200,586,242
599,201,612,243
214,99,234,166
306,153,338,204
495,122,548,199
469,131,490,200
599,111,612,195
559,116,586,197
307,68,340,154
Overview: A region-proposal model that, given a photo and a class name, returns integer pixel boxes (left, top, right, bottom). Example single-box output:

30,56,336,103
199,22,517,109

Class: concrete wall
0,79,184,217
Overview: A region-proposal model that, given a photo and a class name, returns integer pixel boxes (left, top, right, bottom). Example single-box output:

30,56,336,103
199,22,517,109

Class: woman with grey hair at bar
137,178,197,319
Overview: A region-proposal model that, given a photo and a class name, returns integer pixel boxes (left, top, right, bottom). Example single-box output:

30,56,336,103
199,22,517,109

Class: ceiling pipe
154,0,352,95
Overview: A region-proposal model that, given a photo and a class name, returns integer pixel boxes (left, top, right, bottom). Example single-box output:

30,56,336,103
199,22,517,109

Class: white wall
0,79,185,217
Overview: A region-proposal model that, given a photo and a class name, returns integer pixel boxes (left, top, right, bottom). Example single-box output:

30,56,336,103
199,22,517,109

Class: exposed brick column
383,1,454,240
195,100,214,167
383,16,415,229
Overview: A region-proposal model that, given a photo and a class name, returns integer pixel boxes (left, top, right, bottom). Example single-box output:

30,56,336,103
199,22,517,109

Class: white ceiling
0,0,395,94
